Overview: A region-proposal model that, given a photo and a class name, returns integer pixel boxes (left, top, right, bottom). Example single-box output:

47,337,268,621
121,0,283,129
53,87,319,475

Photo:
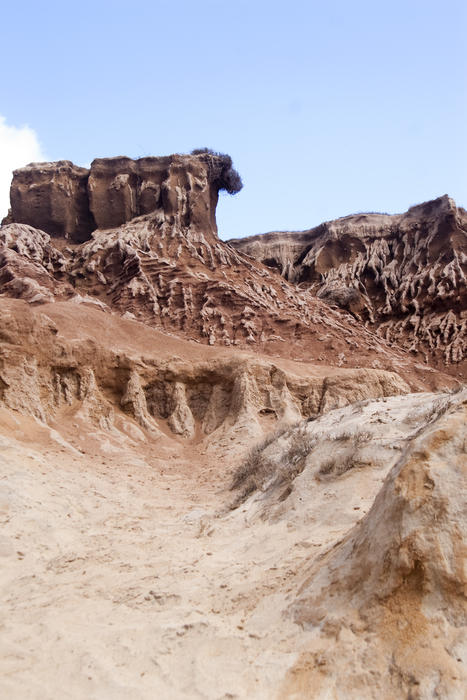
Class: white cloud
0,115,47,220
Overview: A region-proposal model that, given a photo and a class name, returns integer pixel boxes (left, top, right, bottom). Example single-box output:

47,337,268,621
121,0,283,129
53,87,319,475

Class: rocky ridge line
0,155,448,389
4,151,241,242
229,195,467,372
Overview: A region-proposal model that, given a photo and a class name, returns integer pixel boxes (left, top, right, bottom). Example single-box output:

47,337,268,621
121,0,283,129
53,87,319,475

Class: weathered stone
9,152,242,241
87,154,225,234
230,195,467,368
9,160,95,243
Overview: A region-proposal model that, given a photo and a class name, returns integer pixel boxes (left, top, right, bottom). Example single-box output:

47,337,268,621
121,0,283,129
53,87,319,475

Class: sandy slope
1,389,465,699
0,409,305,699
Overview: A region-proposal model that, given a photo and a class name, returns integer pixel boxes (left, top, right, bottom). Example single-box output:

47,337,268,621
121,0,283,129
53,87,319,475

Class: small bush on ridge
191,147,243,195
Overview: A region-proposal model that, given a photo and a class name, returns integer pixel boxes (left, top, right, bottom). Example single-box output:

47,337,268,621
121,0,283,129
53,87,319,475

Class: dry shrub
277,431,316,482
230,422,379,506
190,148,243,194
406,395,458,432
354,430,372,445
317,430,372,479
335,430,352,442
318,451,355,479
334,429,371,445
425,397,453,422
230,423,315,508
229,425,290,506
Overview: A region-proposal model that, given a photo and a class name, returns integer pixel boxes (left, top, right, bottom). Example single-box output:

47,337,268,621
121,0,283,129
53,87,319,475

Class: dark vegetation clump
191,147,243,195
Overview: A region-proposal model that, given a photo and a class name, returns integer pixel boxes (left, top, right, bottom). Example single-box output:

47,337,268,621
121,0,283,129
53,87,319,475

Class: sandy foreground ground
0,411,304,699
0,390,465,699
0,400,390,700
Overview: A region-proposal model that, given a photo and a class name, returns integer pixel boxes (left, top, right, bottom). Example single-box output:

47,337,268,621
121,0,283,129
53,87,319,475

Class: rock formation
0,298,411,450
7,151,242,242
0,152,466,699
1,158,460,390
292,393,467,698
229,389,467,697
7,160,95,243
0,223,73,302
229,196,467,373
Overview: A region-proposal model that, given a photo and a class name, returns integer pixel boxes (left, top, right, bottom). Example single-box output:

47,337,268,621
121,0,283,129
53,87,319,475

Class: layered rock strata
1,157,464,385
0,218,449,389
0,298,411,452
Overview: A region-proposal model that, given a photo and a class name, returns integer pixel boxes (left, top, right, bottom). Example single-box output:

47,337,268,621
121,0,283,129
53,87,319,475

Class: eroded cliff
0,298,411,452
2,171,450,388
230,196,467,372
6,151,241,242
0,152,466,700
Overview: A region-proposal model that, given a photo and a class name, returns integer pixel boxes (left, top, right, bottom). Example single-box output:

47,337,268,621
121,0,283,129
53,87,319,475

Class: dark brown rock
87,154,229,235
87,157,139,230
9,161,95,243
8,153,242,242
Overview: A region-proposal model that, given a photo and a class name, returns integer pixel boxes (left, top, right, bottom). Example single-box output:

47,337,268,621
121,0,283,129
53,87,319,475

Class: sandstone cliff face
8,161,95,243
87,154,223,234
2,162,462,387
3,225,443,393
1,214,449,389
8,152,239,242
0,298,410,452
230,389,467,698
229,196,467,371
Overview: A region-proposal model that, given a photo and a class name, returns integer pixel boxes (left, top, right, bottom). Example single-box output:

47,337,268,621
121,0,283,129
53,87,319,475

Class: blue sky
1,0,466,239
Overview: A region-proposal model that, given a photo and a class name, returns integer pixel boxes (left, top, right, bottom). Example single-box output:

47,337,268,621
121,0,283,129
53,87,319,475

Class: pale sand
0,391,465,699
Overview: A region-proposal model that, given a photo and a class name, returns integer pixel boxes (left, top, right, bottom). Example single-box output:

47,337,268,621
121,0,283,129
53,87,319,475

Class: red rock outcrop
1,157,463,387
8,160,95,243
87,153,232,234
1,211,449,389
8,151,241,242
229,196,467,372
